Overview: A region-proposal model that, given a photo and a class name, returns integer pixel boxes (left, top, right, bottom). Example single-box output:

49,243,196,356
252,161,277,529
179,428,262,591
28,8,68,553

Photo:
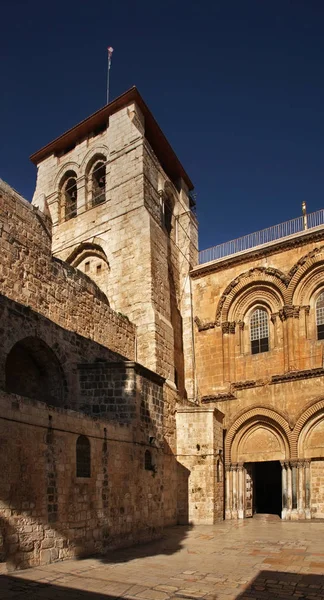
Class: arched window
316,291,324,340
250,308,269,355
91,161,106,206
76,435,91,477
144,450,153,471
60,171,77,221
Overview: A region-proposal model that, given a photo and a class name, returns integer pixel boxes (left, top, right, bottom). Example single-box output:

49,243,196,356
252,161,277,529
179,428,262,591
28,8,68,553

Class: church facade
0,87,323,569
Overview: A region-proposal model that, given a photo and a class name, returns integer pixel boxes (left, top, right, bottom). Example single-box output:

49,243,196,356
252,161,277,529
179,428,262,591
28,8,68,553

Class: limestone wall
0,180,135,360
311,461,324,518
176,408,224,524
192,231,324,394
0,391,167,570
31,99,198,397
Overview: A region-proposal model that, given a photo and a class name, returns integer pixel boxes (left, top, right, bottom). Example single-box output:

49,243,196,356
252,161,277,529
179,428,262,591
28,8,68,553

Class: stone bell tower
31,87,198,399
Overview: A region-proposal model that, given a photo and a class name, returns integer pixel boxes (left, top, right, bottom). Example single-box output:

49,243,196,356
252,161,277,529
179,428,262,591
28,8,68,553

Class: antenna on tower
107,47,114,105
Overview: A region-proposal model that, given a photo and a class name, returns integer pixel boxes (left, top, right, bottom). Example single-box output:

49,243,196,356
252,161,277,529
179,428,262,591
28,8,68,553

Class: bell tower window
91,161,106,206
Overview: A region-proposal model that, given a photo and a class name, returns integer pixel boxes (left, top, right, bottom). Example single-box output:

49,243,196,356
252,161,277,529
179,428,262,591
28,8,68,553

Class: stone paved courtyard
1,520,324,600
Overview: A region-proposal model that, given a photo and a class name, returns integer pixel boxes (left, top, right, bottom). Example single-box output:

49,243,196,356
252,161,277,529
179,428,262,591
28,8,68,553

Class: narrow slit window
250,308,269,355
316,291,324,340
76,435,91,477
145,450,152,471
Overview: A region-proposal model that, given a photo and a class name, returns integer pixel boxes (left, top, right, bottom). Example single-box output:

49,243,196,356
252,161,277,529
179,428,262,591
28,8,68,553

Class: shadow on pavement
236,569,324,599
85,524,194,565
1,569,324,599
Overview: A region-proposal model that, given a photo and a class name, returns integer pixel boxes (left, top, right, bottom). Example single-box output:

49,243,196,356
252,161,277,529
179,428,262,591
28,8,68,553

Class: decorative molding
201,392,236,403
279,304,300,321
231,380,256,391
272,367,324,384
225,406,292,464
194,316,216,331
221,321,236,334
215,266,288,326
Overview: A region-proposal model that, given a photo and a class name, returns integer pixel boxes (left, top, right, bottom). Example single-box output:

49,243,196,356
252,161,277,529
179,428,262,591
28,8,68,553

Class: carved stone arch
216,268,287,325
54,161,80,190
228,285,283,323
66,242,109,269
80,145,109,171
290,261,324,307
66,242,110,300
287,246,324,304
231,420,289,464
225,406,292,464
292,398,324,459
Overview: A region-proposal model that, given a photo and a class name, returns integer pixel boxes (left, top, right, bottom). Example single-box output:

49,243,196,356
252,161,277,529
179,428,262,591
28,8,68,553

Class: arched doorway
5,337,65,407
226,410,291,519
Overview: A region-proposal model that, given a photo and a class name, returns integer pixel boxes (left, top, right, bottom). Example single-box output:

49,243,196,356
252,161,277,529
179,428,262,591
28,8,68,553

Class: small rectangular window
85,261,90,273
96,264,102,274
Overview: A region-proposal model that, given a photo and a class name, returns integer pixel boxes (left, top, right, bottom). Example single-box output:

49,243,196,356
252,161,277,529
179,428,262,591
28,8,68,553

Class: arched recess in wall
215,267,288,326
289,254,324,341
293,399,324,460
5,337,65,407
66,242,110,300
85,153,107,208
225,407,292,464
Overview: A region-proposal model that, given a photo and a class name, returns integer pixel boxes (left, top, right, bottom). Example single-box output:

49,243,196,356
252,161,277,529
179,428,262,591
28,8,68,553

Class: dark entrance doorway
254,460,282,516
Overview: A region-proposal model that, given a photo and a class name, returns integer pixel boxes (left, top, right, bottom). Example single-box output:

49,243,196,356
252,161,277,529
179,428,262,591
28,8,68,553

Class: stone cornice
191,228,324,279
271,367,324,384
201,392,236,403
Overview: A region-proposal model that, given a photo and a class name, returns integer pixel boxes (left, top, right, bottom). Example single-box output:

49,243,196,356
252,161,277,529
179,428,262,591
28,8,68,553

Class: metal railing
199,208,324,264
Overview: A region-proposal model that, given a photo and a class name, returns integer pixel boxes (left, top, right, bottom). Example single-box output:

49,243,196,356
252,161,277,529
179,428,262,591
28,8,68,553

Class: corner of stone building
176,406,225,525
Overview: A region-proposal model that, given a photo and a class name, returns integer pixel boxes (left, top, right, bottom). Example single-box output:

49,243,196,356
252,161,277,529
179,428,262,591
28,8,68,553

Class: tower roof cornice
30,86,193,191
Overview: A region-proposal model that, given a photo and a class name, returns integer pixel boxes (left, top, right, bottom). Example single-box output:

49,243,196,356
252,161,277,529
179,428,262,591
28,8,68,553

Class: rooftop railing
199,208,324,265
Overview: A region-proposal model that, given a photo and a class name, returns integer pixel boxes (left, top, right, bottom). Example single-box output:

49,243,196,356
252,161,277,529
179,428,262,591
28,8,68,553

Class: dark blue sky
1,0,324,251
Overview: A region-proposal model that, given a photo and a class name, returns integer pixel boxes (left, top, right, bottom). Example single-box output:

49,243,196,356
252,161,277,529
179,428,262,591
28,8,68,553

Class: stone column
280,461,288,520
225,465,231,520
305,459,311,519
291,461,298,519
297,460,305,519
237,463,244,519
231,463,238,519
286,461,292,519
77,175,87,215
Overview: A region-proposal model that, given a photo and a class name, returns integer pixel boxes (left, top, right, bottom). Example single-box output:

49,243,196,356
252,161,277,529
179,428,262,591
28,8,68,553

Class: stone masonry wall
0,391,166,570
0,180,135,360
176,408,224,524
311,461,324,518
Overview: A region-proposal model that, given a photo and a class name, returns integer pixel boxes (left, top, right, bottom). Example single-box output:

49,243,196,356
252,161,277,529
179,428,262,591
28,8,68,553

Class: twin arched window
250,307,269,355
59,156,107,223
316,291,324,340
